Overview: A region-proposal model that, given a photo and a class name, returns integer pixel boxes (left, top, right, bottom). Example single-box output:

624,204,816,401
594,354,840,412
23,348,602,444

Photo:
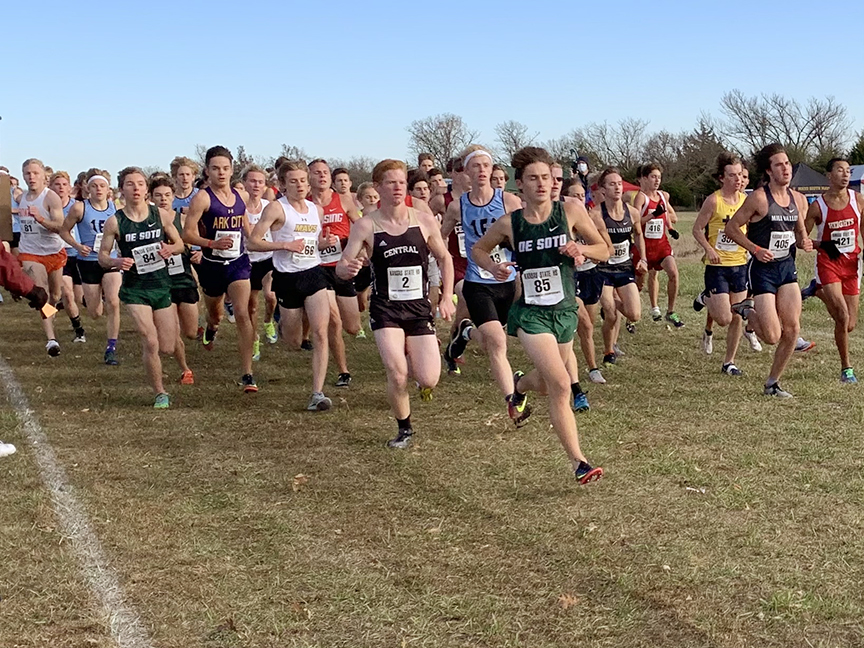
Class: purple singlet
201,186,247,261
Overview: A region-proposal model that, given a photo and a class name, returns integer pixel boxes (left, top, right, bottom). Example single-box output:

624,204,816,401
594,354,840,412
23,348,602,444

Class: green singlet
167,210,197,290
116,204,172,310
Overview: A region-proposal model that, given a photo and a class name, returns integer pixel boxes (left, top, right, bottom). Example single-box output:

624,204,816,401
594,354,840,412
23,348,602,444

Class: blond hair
241,164,268,180
170,156,200,178
276,159,309,184
49,170,71,184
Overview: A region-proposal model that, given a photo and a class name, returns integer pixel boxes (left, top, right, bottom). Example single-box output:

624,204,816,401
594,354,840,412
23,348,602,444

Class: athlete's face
419,159,434,173
175,165,195,191
359,188,379,210
243,171,267,200
516,163,552,203
376,170,407,206
151,186,174,210
411,181,430,203
467,154,492,188
550,166,564,201
333,173,352,195
310,163,331,191
739,169,749,191
490,169,507,189
88,178,110,202
50,176,71,201
767,153,792,185
828,161,851,190
207,156,233,188
646,170,662,191
568,183,586,203
602,174,624,201
22,163,45,191
282,170,309,201
720,163,742,193
121,173,148,203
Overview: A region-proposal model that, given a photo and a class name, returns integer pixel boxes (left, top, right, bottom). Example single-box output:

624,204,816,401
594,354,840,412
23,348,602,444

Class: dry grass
2,212,864,647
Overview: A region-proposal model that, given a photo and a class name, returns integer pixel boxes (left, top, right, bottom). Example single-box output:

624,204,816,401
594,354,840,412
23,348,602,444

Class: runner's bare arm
336,217,373,280
563,201,609,263
804,200,821,244
725,191,771,261
318,205,339,249
440,199,460,239
34,190,66,232
341,194,361,223
418,210,454,319
247,201,293,252
587,207,615,261
98,216,131,271
792,191,813,252
429,193,445,217
628,204,648,271
503,192,523,214
664,191,678,224
693,194,720,263
472,214,513,282
59,202,87,254
182,189,212,248
159,207,185,256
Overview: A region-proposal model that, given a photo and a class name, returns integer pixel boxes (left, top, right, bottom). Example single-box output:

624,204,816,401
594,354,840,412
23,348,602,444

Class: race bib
831,229,856,255
477,245,507,280
213,231,241,259
132,242,166,274
21,216,36,234
715,230,738,252
610,240,630,264
769,231,794,259
319,238,343,264
166,254,184,275
645,218,664,240
521,266,564,306
293,236,318,259
93,232,104,254
387,265,423,301
457,229,467,257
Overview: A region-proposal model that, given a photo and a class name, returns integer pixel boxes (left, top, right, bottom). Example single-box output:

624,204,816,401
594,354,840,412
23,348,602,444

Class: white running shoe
588,369,606,384
46,340,60,357
650,306,662,321
0,442,17,458
702,330,713,355
743,329,762,352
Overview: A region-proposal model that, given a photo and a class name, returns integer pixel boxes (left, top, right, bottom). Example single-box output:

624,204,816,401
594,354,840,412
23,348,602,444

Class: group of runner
1,142,860,481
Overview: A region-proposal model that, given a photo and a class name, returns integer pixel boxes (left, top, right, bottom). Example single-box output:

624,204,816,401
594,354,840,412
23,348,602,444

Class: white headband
87,174,110,186
463,150,492,167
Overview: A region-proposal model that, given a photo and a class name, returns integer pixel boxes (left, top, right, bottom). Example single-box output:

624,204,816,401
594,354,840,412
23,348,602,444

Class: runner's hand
190,250,203,264
668,228,680,240
284,239,305,253
340,257,363,279
636,259,648,275
705,249,721,265
323,227,338,247
25,286,48,310
753,248,774,263
210,237,234,250
801,237,814,254
558,241,585,265
491,261,516,282
77,244,92,257
438,295,455,321
116,257,134,271
158,242,174,259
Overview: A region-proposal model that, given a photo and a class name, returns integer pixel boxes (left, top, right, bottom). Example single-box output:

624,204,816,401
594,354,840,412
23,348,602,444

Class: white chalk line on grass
0,356,154,648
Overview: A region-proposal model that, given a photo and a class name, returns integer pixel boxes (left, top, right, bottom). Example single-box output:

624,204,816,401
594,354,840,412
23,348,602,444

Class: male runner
17,158,68,356
491,165,509,190
803,157,864,383
242,165,278,359
248,160,334,411
99,167,187,408
332,167,355,203
49,171,86,342
726,144,813,397
308,159,359,387
417,153,434,174
472,147,608,483
632,164,684,327
440,146,529,422
337,159,455,448
691,153,748,375
357,182,379,215
171,156,200,212
594,168,646,365
183,146,258,392
62,170,123,365
427,168,447,201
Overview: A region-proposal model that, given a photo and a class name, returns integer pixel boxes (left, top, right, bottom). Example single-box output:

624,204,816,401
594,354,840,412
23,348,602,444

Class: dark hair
205,145,233,166
148,174,174,194
714,152,742,181
511,147,554,181
407,170,429,191
445,157,464,174
755,143,786,182
118,166,147,188
308,158,329,170
826,157,848,173
598,167,622,187
273,156,290,171
637,163,662,179
332,167,350,179
427,167,443,178
492,164,510,181
418,153,434,164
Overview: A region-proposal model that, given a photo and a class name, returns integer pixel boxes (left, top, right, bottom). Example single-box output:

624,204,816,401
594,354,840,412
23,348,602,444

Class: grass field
3,212,864,648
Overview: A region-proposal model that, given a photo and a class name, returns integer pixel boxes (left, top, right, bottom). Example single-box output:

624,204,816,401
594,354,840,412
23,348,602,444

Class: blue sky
1,0,859,178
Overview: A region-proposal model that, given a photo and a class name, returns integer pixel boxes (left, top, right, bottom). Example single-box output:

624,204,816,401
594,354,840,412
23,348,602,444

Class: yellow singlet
704,190,747,266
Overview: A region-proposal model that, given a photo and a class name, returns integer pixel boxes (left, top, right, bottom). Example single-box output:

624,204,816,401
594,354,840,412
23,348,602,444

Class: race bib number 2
388,265,423,301
521,266,564,306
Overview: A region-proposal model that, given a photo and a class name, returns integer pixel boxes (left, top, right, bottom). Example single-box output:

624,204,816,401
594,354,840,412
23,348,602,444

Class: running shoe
841,368,858,384
507,371,531,427
743,329,762,352
650,306,662,321
153,393,170,409
730,298,754,321
666,311,685,328
264,321,278,344
196,326,204,341
764,382,792,398
443,348,461,376
419,386,433,401
300,339,313,351
335,372,352,388
795,337,816,353
240,374,258,393
202,328,216,350
0,442,16,458
73,329,87,343
603,352,616,366
693,290,706,312
252,337,261,362
46,340,60,357
447,319,474,361
613,344,625,357
307,392,332,411
702,330,713,355
721,362,743,376
355,328,367,339
104,347,119,366
387,428,413,449
575,461,603,485
588,368,606,384
225,300,235,323
801,278,818,301
625,320,636,334
180,369,195,385
573,392,590,412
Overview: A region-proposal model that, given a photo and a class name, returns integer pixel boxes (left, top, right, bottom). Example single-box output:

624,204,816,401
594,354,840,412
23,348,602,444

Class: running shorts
250,257,274,292
704,264,748,296
171,286,200,305
507,301,578,344
462,280,515,326
77,259,119,285
321,264,357,298
197,255,251,297
63,255,82,285
120,284,172,311
272,266,327,310
575,267,604,306
19,249,67,274
748,257,798,296
816,253,861,296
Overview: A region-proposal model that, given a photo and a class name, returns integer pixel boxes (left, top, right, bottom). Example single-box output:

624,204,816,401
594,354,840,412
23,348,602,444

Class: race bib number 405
132,242,166,274
769,231,795,259
521,266,564,306
387,265,423,301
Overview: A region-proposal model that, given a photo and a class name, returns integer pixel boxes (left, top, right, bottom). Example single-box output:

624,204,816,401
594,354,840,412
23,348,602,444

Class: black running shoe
447,319,473,361
335,372,351,387
575,461,603,484
443,348,461,376
104,347,119,366
300,339,313,351
240,374,258,393
693,290,706,312
721,362,743,376
801,278,818,301
603,352,616,366
388,428,413,449
731,298,754,321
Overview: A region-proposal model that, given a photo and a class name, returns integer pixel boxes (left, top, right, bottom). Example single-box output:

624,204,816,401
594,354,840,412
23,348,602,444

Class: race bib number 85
521,266,564,306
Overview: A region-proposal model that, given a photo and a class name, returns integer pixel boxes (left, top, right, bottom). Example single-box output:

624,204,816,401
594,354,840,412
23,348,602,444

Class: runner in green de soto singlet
116,204,173,310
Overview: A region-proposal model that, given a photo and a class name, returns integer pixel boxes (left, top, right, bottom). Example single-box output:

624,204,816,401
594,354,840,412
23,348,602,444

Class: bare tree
494,120,538,162
277,144,308,163
328,156,377,185
719,89,851,162
194,144,208,168
643,130,684,176
564,118,649,171
406,113,479,168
